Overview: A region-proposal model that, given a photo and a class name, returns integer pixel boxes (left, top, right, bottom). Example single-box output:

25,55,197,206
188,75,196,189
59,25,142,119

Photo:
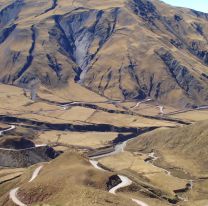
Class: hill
0,151,138,206
127,120,208,177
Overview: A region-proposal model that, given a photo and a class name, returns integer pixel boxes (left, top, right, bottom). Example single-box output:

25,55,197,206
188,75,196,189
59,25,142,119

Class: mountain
0,0,208,108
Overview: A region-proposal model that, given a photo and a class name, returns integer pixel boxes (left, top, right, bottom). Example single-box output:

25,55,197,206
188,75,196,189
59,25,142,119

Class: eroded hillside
0,0,208,107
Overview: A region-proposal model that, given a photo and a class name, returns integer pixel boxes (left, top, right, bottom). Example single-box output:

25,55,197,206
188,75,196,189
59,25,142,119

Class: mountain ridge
0,0,208,108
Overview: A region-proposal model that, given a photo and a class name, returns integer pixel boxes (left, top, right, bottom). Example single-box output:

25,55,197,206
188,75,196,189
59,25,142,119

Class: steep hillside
0,0,208,107
0,151,138,206
127,120,208,176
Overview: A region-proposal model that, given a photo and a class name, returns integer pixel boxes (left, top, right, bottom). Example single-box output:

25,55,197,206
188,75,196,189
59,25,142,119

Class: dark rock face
170,39,184,49
174,14,183,22
53,8,119,82
0,0,23,28
189,41,208,65
192,22,204,35
45,146,60,159
0,24,16,44
156,48,206,100
128,0,160,23
0,137,35,149
0,146,59,167
106,175,122,190
46,54,63,79
191,9,208,20
202,73,208,79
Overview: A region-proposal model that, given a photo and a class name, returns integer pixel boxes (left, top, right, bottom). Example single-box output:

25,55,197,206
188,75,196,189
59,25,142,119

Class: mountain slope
127,120,208,176
0,0,208,107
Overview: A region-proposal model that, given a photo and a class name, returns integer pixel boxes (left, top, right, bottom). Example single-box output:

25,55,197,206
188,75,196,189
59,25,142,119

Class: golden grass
38,131,118,148
87,111,176,127
99,151,187,195
170,110,208,122
2,152,138,206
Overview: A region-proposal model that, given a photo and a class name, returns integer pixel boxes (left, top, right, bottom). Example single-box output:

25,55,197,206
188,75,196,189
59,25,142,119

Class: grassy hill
127,120,208,177
0,151,138,206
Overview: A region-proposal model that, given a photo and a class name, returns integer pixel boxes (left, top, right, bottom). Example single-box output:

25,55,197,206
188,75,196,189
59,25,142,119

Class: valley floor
0,83,208,206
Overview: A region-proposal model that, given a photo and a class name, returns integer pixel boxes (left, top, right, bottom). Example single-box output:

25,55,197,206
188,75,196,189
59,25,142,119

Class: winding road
89,159,149,206
131,99,152,109
28,165,44,182
146,152,171,176
0,125,16,136
157,106,164,114
90,141,150,206
90,141,127,160
109,175,132,194
10,165,43,206
132,199,149,206
89,160,105,171
10,188,26,206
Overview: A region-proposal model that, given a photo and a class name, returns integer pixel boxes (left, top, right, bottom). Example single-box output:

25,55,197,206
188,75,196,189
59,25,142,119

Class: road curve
146,152,171,176
89,160,105,171
9,165,43,206
10,188,26,206
132,198,149,206
89,143,150,206
109,175,132,194
91,141,127,160
131,99,152,109
29,165,44,182
89,159,149,206
0,125,16,136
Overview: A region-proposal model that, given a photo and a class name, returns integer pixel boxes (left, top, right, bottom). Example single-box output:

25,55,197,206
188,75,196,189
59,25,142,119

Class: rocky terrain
0,0,208,107
0,0,208,206
0,144,58,167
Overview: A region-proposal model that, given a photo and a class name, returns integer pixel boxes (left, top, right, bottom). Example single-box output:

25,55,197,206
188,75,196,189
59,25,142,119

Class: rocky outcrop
106,175,122,190
189,41,208,65
46,54,62,79
191,9,208,20
202,73,208,79
192,22,204,36
0,0,23,28
156,48,206,101
170,39,184,49
0,146,59,167
127,0,160,24
0,24,16,44
53,8,119,82
174,14,183,22
0,137,35,149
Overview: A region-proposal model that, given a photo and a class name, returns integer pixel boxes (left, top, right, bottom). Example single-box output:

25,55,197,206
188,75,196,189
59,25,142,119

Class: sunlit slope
0,0,208,107
127,120,208,176
0,151,137,206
